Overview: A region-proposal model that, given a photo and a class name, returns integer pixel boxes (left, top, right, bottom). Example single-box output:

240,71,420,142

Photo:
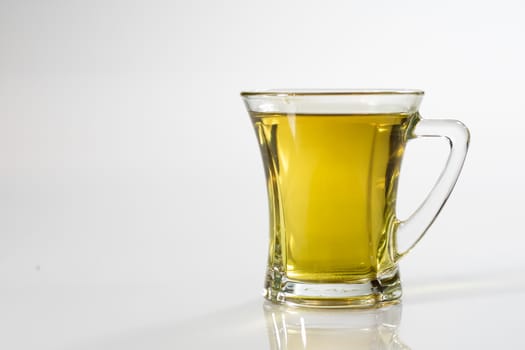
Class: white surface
3,274,525,349
1,0,524,348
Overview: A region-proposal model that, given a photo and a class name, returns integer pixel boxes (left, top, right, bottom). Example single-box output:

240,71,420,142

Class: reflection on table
264,302,409,350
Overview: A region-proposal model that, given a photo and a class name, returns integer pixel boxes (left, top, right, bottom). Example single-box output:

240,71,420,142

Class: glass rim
240,89,425,97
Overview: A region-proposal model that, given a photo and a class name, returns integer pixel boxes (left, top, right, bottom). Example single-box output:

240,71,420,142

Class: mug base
264,268,402,308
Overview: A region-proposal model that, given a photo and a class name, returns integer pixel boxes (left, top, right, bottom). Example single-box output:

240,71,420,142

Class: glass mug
241,90,469,307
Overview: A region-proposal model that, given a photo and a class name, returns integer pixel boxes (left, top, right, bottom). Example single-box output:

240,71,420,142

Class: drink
251,113,410,283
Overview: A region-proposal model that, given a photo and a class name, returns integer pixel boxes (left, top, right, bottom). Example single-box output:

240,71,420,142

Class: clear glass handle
394,117,470,261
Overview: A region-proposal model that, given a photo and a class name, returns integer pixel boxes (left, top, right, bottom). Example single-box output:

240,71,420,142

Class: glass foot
264,269,402,308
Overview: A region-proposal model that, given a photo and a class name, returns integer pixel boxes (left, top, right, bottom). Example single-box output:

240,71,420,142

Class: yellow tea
251,113,411,283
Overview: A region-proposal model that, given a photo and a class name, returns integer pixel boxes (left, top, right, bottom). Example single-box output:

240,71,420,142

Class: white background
1,0,524,348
